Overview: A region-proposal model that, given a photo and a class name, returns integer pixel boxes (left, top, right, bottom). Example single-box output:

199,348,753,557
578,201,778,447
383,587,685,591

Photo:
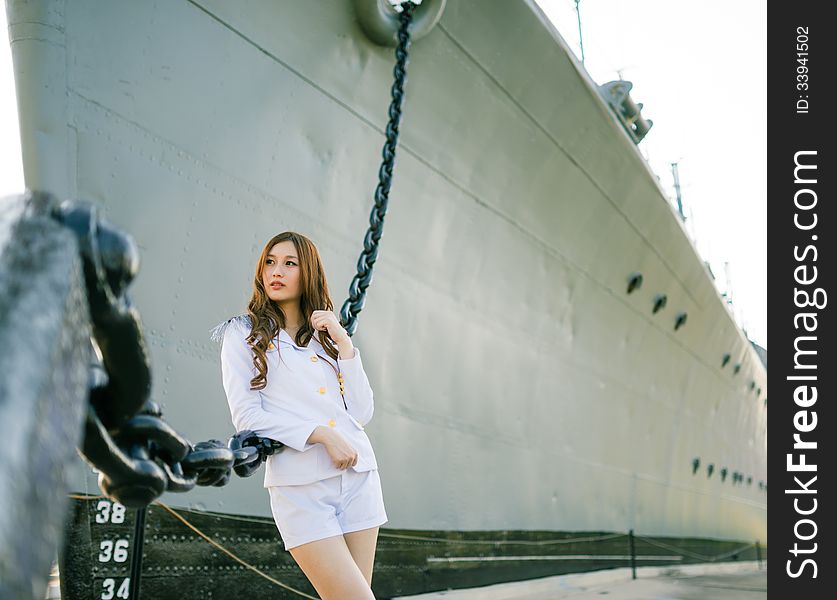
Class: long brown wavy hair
246,232,340,390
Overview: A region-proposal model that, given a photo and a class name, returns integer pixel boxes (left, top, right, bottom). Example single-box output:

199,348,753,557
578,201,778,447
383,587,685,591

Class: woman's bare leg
288,534,375,600
343,527,380,586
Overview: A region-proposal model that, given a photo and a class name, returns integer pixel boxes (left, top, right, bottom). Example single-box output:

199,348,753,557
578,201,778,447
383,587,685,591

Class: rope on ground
156,501,319,600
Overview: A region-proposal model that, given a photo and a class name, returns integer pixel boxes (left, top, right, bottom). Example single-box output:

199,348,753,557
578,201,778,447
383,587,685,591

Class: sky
0,1,766,348
533,0,767,348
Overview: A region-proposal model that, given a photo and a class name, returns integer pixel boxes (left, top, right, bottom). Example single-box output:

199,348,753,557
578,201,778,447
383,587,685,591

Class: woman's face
262,240,301,304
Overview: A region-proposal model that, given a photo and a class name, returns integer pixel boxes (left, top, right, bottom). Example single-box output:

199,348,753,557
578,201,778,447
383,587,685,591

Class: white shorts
268,468,388,551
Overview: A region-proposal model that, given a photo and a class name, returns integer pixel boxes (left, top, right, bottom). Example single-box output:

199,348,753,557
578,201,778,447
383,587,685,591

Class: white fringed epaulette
209,313,252,343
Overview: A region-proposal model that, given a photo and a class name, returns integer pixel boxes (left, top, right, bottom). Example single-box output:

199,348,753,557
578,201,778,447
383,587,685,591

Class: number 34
101,577,130,599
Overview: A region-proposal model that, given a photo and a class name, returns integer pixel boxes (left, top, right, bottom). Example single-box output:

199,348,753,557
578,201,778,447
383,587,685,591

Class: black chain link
340,2,416,336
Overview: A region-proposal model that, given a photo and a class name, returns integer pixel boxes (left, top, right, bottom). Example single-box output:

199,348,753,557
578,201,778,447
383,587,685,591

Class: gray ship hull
6,0,766,567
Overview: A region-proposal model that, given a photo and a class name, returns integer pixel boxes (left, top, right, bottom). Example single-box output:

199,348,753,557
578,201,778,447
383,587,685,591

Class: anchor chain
340,1,416,336
48,198,280,508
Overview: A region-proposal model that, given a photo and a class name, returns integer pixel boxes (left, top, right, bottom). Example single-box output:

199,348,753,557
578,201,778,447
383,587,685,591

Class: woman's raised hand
310,310,350,343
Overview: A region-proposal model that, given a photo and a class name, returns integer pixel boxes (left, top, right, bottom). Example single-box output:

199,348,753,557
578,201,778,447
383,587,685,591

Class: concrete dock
394,561,765,600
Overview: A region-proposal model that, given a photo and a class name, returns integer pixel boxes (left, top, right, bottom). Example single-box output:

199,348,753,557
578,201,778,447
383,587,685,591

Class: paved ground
522,570,767,599
395,562,766,600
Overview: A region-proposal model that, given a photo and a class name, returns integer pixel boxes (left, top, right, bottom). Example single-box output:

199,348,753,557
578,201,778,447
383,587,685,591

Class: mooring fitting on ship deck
353,0,446,46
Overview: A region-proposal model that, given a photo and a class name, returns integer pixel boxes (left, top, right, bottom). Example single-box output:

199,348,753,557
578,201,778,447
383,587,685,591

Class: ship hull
6,0,766,593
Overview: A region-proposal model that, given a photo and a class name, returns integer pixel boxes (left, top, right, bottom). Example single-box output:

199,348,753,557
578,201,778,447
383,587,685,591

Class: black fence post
755,540,762,569
129,506,147,598
628,529,637,580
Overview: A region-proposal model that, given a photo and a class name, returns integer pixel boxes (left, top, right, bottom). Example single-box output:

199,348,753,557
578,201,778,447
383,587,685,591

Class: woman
211,231,387,600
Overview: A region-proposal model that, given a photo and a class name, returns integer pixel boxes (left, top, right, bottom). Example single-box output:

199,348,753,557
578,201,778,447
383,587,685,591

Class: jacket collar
277,328,321,349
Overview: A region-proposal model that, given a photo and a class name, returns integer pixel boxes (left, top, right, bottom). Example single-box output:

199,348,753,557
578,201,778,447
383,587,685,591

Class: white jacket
212,314,379,486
